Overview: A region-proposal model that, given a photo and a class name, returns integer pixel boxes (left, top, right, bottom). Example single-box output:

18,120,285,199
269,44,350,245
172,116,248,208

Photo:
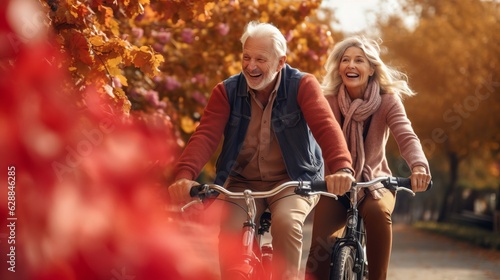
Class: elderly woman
306,36,432,280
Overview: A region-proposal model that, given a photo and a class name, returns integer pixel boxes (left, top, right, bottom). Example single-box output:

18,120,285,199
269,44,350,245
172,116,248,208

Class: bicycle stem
349,185,359,210
242,189,258,257
244,189,257,224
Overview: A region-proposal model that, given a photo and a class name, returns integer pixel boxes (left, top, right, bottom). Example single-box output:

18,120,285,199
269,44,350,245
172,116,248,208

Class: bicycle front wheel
224,257,267,280
330,246,357,280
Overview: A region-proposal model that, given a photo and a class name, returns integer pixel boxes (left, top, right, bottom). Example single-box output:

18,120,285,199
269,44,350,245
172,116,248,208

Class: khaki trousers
219,187,319,280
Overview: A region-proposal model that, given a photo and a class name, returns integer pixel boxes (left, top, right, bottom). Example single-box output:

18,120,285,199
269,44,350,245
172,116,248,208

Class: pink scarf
338,81,381,181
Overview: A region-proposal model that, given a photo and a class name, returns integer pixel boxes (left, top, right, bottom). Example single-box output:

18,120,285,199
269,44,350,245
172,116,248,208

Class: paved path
388,224,500,280
184,209,500,279
301,222,500,279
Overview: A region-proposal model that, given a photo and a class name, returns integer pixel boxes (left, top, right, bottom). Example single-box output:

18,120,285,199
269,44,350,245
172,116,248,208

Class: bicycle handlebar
184,181,327,212
184,177,432,211
298,176,433,197
189,181,319,200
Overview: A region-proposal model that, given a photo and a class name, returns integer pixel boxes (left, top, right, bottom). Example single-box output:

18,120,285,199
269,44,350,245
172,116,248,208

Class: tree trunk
496,183,500,211
437,152,460,222
495,184,500,233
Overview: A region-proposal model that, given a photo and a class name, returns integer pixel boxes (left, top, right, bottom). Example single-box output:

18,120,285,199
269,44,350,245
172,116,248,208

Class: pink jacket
326,93,430,179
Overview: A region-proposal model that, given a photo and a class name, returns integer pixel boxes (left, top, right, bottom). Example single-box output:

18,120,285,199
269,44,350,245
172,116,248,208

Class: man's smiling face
242,36,282,92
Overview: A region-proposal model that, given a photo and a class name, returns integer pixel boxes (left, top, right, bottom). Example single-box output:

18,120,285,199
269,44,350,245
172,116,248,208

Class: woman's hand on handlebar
325,170,355,196
410,166,432,193
168,178,198,205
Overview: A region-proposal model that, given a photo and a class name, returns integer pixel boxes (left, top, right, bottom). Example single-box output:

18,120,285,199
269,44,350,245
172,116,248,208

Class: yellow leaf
180,116,196,134
106,55,123,76
115,74,128,87
132,47,151,69
97,5,114,28
89,36,105,47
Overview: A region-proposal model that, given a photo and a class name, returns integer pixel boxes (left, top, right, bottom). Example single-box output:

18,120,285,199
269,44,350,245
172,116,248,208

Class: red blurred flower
0,1,224,280
216,23,230,36
181,28,194,44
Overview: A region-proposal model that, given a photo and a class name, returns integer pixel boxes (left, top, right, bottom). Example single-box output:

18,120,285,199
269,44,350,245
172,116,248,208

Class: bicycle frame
184,181,331,280
240,189,260,261
331,185,368,279
184,177,429,280
303,176,431,280
334,178,416,280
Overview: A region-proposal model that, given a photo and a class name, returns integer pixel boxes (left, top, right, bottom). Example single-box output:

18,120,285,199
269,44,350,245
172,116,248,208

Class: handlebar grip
189,184,219,201
426,180,433,191
189,185,203,197
310,181,327,192
396,177,433,191
396,177,412,189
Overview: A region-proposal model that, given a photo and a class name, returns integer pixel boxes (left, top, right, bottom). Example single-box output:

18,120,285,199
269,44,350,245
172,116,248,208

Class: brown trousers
306,191,396,280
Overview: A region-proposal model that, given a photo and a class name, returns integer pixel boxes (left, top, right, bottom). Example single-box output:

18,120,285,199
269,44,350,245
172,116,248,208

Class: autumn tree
40,0,333,126
39,0,335,179
0,2,348,277
377,0,500,221
0,1,227,278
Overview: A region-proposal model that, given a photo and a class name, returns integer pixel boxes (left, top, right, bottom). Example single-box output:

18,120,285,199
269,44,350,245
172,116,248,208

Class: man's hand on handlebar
168,178,198,205
325,169,355,196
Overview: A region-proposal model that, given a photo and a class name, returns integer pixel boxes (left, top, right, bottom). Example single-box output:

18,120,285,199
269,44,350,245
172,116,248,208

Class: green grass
413,221,500,250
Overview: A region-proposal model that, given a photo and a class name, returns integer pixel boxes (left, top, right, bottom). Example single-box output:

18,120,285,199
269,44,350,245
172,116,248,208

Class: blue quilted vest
214,64,324,185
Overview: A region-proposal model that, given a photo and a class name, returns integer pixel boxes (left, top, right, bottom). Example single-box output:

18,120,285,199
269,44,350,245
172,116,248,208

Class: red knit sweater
174,74,353,181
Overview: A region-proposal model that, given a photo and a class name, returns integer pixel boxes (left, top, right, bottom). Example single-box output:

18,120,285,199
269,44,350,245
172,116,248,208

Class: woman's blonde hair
322,36,415,99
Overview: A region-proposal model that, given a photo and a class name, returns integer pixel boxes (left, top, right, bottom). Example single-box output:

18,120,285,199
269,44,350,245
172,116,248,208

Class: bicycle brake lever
180,198,202,212
395,187,416,196
295,182,338,200
295,188,338,200
316,192,339,200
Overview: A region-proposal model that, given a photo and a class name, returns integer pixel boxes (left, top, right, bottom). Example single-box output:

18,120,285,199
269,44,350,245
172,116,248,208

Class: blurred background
0,0,499,279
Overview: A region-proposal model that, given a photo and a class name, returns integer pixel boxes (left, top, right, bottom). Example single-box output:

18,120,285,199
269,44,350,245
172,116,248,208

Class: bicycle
182,181,337,280
297,176,433,280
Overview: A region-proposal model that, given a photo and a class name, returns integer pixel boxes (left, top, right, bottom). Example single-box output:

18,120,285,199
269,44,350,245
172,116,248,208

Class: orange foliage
0,1,337,279
380,0,500,158
31,0,337,181
39,0,333,139
0,1,231,279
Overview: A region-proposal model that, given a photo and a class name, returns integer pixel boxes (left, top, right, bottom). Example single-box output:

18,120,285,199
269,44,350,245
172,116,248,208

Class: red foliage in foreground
0,1,222,279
